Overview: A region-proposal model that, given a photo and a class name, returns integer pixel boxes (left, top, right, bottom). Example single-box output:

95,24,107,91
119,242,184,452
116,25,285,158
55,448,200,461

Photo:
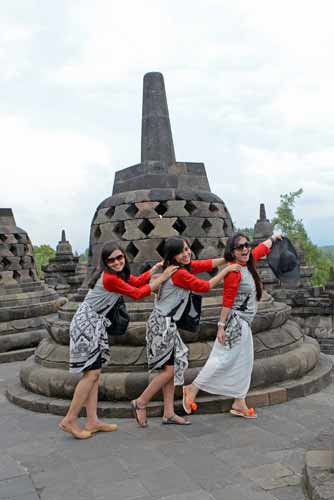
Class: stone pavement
1,360,334,500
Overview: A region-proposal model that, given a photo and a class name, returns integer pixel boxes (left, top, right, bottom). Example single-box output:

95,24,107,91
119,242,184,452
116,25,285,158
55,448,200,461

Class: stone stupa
252,204,334,355
42,230,86,296
7,74,332,416
0,209,65,362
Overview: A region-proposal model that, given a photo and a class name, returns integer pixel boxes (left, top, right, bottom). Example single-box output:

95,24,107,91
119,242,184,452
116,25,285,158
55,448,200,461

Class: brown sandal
131,400,148,428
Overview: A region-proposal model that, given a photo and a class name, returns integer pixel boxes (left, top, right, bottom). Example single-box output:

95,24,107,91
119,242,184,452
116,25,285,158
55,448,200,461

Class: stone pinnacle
61,230,66,243
0,208,16,227
141,72,176,163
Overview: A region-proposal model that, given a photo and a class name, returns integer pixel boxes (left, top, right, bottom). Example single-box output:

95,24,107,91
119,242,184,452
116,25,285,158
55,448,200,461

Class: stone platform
6,353,332,417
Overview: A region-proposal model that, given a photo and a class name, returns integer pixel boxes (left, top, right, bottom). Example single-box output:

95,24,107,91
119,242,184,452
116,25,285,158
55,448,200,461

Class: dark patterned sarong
146,310,188,386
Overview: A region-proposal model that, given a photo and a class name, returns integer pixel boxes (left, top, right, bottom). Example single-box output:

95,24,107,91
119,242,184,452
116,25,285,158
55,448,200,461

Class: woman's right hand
217,326,225,344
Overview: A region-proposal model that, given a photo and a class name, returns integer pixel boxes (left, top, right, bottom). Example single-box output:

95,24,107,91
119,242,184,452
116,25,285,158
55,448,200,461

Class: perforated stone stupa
88,72,233,275
8,74,331,416
42,230,86,296
0,209,65,362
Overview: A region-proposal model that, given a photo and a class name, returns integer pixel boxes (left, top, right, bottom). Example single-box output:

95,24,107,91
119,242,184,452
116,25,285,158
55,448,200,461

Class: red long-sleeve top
102,270,152,300
222,243,270,307
171,259,213,293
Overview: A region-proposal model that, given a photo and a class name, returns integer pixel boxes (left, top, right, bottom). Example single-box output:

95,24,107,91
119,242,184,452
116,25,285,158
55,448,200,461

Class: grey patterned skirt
69,302,111,373
146,310,189,386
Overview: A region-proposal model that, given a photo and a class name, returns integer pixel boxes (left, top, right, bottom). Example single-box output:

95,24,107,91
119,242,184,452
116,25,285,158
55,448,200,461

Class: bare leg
232,398,249,412
60,369,100,433
162,371,189,424
85,377,118,432
133,366,175,426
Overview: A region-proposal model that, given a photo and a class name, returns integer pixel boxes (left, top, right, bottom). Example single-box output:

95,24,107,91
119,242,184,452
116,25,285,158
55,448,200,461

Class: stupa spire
141,72,176,163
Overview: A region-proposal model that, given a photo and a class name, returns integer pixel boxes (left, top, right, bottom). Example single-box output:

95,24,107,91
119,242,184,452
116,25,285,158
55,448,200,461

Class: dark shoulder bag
105,297,129,336
175,293,202,333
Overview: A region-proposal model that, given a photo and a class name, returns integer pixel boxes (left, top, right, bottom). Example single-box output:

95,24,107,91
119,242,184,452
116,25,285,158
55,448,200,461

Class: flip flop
162,415,192,425
230,408,257,419
182,387,197,415
131,400,148,428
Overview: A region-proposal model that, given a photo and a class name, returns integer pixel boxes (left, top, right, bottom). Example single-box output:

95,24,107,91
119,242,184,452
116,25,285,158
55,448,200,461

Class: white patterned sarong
69,302,111,373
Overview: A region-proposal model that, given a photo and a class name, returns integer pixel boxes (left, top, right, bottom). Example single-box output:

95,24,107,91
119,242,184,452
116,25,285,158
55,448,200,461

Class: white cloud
0,115,113,251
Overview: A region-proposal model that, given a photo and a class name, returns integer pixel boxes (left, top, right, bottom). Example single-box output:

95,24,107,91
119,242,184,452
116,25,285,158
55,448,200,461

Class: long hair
87,241,130,289
162,237,192,271
224,232,262,301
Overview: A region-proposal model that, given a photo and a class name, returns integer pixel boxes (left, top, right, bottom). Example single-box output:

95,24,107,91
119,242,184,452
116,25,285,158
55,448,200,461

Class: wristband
217,321,226,328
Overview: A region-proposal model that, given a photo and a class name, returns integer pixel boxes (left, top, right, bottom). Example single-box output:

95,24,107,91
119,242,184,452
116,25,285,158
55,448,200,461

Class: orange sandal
182,387,198,415
230,407,257,419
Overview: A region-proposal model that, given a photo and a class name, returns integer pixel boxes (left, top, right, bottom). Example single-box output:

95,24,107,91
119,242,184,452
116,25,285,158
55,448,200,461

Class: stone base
6,354,333,417
304,450,334,500
0,347,35,363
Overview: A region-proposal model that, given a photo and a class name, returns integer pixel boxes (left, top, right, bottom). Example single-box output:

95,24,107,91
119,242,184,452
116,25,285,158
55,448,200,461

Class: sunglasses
106,254,125,264
234,242,250,251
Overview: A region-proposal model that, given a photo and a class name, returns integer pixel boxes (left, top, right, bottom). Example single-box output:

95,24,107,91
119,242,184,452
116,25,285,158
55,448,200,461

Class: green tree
33,245,55,278
271,189,332,286
79,248,89,264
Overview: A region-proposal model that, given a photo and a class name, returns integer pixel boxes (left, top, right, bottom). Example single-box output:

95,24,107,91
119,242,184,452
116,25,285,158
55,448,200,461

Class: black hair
162,237,192,271
224,232,262,301
87,241,130,289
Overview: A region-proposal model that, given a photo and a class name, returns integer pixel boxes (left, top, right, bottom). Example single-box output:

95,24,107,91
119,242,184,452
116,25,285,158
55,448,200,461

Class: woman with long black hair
183,232,281,419
58,241,177,439
131,236,240,427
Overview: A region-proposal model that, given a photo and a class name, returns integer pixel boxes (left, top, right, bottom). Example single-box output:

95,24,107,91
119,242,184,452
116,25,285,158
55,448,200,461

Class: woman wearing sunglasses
59,241,177,439
183,231,281,419
131,236,240,428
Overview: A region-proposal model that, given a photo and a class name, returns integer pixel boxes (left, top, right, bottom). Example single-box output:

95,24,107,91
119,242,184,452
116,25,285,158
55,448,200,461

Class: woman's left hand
151,261,164,275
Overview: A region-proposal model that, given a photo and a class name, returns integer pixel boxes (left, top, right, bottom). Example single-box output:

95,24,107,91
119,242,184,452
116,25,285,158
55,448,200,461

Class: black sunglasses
234,242,250,251
106,254,125,264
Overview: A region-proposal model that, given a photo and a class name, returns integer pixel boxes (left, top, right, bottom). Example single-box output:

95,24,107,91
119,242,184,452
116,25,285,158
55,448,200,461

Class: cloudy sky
2,0,334,252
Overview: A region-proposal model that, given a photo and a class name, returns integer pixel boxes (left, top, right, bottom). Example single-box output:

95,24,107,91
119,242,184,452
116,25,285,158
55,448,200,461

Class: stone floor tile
92,478,151,500
210,484,278,500
137,465,197,498
0,476,36,499
242,463,302,490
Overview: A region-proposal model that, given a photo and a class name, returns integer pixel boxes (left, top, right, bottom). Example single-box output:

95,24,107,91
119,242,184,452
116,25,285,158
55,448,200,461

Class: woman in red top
131,237,240,427
59,241,177,439
183,232,281,418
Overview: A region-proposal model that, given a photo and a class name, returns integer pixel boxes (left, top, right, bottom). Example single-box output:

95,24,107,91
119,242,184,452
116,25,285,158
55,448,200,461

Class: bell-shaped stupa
0,209,65,362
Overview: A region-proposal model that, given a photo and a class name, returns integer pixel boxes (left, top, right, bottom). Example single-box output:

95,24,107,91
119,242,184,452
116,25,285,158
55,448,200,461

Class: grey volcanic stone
0,209,65,362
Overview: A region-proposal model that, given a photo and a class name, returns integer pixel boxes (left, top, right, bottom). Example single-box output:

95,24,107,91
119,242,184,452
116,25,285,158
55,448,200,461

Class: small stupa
0,209,65,362
42,230,86,296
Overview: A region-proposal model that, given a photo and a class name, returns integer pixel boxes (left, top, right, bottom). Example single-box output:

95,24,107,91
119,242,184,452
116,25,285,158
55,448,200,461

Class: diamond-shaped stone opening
217,240,225,251
209,203,219,212
184,200,197,214
0,234,6,242
138,219,154,236
202,219,212,234
113,221,126,238
191,239,204,258
172,218,186,235
9,244,17,255
2,257,11,269
106,207,115,218
13,270,21,281
155,202,168,216
223,220,229,232
126,242,139,261
94,226,102,240
156,240,166,258
126,204,139,218
29,269,37,280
